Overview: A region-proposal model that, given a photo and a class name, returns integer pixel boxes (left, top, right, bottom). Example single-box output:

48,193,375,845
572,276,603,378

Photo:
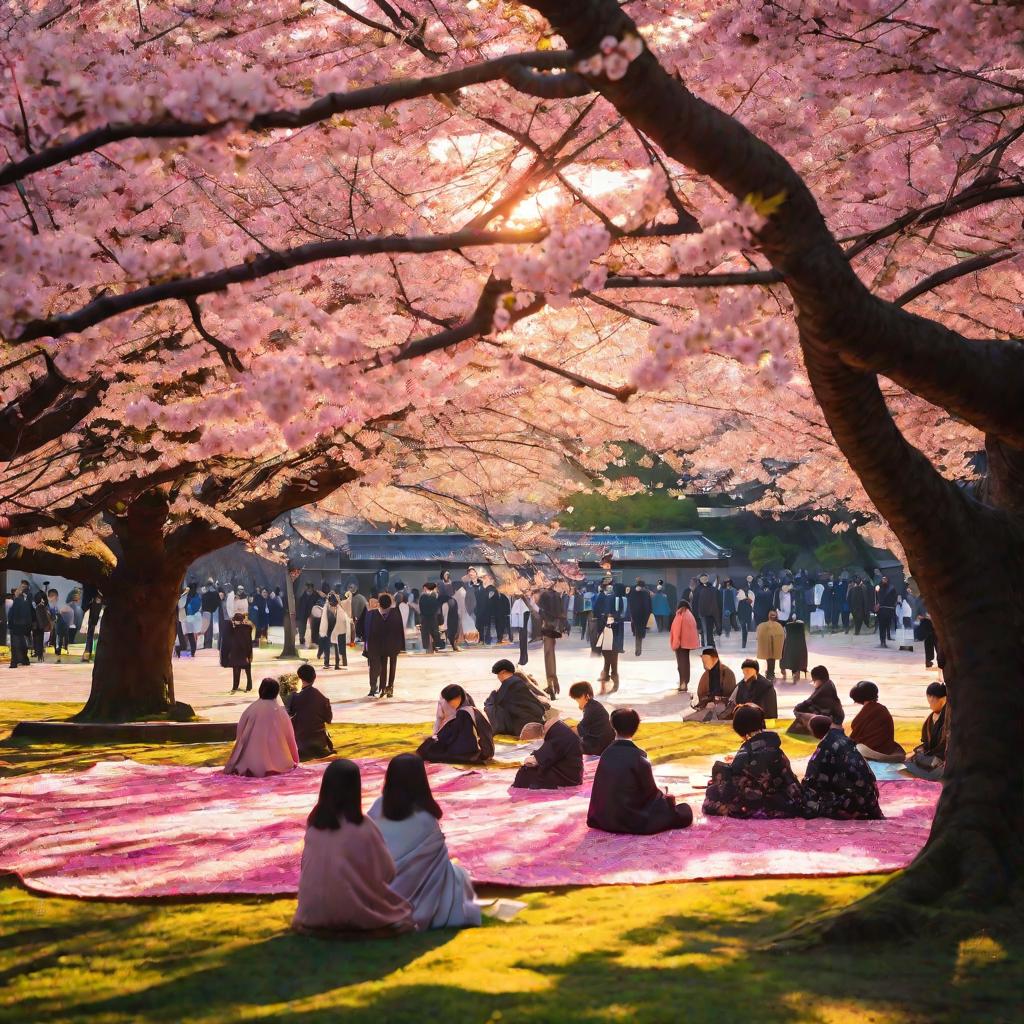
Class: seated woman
569,681,615,755
368,754,481,931
905,682,948,781
484,659,549,736
587,708,693,833
684,648,736,722
725,659,778,720
703,704,807,819
417,684,494,764
292,759,414,937
848,680,906,762
802,715,883,820
788,664,845,735
512,712,584,789
223,677,299,777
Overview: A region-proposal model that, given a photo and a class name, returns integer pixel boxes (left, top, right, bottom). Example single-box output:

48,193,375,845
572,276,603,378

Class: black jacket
627,587,653,626
794,679,845,725
588,739,687,834
512,720,583,789
733,673,778,718
418,705,494,764
577,699,615,755
365,608,406,658
484,673,548,736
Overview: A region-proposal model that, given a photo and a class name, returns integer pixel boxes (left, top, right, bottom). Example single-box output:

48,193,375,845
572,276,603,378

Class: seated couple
704,705,881,820
293,755,480,937
685,651,778,722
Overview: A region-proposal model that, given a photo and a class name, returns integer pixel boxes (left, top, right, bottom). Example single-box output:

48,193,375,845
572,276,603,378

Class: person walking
323,593,350,670
669,599,700,693
31,591,51,662
537,585,565,698
875,575,897,648
201,580,221,649
418,582,442,654
593,583,625,694
365,593,405,698
847,576,869,635
735,579,754,649
80,587,103,662
692,574,720,648
627,579,653,656
651,581,671,631
7,583,33,668
296,583,317,648
222,611,254,692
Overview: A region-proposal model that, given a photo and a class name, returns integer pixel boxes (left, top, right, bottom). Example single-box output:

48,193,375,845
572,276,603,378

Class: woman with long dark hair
292,759,413,936
368,754,480,930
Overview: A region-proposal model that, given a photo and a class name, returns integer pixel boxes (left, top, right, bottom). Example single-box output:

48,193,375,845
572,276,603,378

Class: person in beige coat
756,609,785,681
223,678,299,777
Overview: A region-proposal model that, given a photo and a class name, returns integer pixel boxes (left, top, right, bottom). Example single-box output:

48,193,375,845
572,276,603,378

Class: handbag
597,625,614,650
646,613,656,629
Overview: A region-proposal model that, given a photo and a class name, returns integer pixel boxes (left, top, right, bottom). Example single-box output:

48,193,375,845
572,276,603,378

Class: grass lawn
3,703,1016,1024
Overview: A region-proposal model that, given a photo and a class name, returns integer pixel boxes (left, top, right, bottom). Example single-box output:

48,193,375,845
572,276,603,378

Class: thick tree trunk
76,566,181,721
279,563,298,659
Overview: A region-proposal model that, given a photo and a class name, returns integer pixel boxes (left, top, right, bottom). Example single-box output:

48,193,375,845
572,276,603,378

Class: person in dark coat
6,583,33,668
417,684,494,764
587,708,693,833
483,659,548,736
591,583,626,693
726,659,778,719
494,591,512,644
627,579,653,656
780,615,807,681
703,705,807,819
365,594,405,697
905,682,948,781
537,586,566,698
31,591,52,661
200,580,222,649
802,716,883,820
417,582,443,653
847,576,870,635
289,663,334,759
222,612,254,692
875,575,898,646
569,681,615,755
295,583,317,648
478,584,498,645
789,665,845,734
512,715,583,789
692,573,721,648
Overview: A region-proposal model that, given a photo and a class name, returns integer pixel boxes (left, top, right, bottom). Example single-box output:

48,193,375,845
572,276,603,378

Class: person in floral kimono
801,716,883,820
702,705,807,819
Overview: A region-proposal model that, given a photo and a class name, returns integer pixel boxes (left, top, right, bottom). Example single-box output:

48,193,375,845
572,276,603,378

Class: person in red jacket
669,600,700,693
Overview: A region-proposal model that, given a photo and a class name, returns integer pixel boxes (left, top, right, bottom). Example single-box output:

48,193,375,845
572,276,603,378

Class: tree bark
279,562,298,659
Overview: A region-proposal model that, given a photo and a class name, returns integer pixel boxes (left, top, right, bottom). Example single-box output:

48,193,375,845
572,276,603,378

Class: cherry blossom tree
2,0,1022,923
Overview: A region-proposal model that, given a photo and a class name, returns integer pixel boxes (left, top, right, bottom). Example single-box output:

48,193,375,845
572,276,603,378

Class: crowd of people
217,649,949,938
4,579,102,667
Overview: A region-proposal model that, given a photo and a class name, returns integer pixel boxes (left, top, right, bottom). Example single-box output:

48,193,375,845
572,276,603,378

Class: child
569,681,615,755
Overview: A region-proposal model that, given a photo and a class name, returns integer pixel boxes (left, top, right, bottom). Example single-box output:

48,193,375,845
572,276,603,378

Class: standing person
537,584,566,699
62,589,81,646
592,582,625,693
463,568,484,639
755,609,785,681
365,592,405,698
916,610,939,669
651,581,671,631
875,575,897,647
721,578,737,640
349,586,368,643
444,584,462,652
452,582,469,646
269,588,285,629
222,611,254,693
780,613,808,682
417,582,442,654
289,663,335,759
753,577,774,625
692,573,720,648
7,582,32,668
201,579,221,649
323,593,350,670
46,589,67,662
735,578,754,649
493,588,512,644
773,580,795,624
31,591,52,662
669,599,700,693
178,582,201,657
847,575,870,635
295,582,317,649
510,592,531,663
627,579,653,656
80,587,103,662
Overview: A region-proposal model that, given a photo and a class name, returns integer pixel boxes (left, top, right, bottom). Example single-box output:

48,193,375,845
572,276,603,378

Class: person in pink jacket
669,600,701,693
223,678,299,777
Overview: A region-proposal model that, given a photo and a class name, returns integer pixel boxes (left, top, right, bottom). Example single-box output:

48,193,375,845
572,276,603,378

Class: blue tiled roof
553,532,728,562
344,534,505,563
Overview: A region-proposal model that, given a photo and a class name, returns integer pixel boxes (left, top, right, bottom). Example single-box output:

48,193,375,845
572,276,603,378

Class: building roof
552,531,729,563
344,533,508,564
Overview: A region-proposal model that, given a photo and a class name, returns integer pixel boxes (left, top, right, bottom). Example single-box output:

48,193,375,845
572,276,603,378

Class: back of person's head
440,683,466,705
610,707,640,738
732,704,766,737
307,759,363,830
519,721,544,741
568,681,594,700
297,663,317,685
491,659,516,676
741,658,760,673
423,581,436,591
258,677,280,700
809,715,834,739
378,592,393,609
810,665,830,683
381,753,442,821
677,599,690,612
768,609,778,620
850,680,879,704
926,681,947,699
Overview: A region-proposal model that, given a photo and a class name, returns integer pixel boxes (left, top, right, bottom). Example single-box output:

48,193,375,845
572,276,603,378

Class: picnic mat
0,759,939,897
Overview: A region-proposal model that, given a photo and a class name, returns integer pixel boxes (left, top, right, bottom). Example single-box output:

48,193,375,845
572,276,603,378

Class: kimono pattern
802,729,883,820
702,731,807,819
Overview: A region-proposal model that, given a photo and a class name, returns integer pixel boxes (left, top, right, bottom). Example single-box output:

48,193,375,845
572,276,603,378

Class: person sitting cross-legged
483,659,549,737
725,659,778,720
288,663,335,760
684,648,736,722
223,677,299,777
703,705,808,819
904,682,949,781
848,680,906,762
788,664,845,735
587,708,693,834
512,712,584,790
417,684,494,764
569,681,615,755
802,715,883,820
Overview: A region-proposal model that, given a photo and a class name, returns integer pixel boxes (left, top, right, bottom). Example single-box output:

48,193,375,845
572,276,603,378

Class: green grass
0,875,1019,1024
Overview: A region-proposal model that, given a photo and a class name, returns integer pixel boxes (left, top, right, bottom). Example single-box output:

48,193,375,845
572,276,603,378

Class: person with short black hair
289,663,335,759
292,760,414,937
223,677,299,777
483,660,548,736
788,665,845,734
418,582,443,654
669,599,700,693
727,658,778,719
368,754,480,930
587,708,693,834
905,682,948,781
848,681,906,762
221,611,254,692
703,706,807,819
569,681,615,755
365,591,405,698
513,713,584,789
802,715,882,820
685,648,737,722
417,684,494,764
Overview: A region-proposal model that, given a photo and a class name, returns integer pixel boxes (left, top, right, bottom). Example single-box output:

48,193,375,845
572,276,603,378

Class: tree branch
893,248,1017,308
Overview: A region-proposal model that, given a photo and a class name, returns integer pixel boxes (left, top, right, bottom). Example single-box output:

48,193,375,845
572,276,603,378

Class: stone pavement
4,627,940,726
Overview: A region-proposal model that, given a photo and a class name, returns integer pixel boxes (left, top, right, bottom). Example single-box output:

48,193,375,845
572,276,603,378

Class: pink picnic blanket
0,759,939,898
